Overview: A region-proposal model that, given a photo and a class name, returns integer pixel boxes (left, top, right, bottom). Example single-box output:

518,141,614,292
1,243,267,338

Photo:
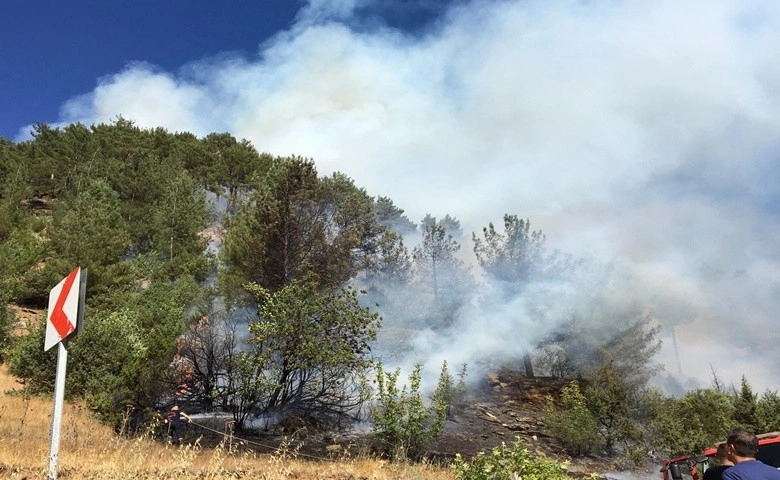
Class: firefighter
164,404,191,444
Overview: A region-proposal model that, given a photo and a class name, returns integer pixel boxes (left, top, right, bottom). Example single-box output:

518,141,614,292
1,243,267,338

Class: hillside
166,368,650,479
0,356,657,480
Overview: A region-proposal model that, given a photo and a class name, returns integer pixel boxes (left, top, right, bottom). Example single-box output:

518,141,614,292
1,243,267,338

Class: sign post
45,267,86,480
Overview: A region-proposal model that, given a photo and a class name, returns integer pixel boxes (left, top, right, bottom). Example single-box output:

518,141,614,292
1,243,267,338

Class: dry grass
0,366,453,479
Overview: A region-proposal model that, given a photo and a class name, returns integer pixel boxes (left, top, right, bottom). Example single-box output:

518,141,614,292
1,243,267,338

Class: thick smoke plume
29,0,780,392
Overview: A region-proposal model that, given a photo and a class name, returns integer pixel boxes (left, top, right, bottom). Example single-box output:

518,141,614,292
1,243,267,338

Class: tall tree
373,196,416,236
412,220,472,329
364,230,413,287
652,388,735,455
473,215,567,376
733,376,759,432
757,390,780,432
203,132,271,205
221,157,385,295
473,214,565,289
421,213,463,239
47,179,132,298
149,170,212,280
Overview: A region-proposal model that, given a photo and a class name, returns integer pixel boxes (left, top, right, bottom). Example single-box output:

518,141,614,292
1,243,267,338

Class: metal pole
47,340,68,480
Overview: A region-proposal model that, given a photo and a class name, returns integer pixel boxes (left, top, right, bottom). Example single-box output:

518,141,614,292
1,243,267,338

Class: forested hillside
1,120,779,468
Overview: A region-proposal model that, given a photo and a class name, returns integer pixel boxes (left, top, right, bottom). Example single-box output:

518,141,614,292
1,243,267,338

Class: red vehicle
660,432,780,480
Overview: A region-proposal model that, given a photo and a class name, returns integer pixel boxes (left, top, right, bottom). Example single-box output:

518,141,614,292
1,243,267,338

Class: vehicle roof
702,432,780,457
664,432,780,463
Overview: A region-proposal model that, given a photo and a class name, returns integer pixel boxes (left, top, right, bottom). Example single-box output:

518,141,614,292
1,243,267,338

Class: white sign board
44,267,82,352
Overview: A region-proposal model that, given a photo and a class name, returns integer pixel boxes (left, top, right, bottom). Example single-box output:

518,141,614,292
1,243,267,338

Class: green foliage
222,157,385,296
452,437,570,480
46,179,131,293
7,275,198,424
233,280,380,429
584,364,645,455
756,390,780,433
7,318,56,393
544,380,599,455
652,388,735,455
411,220,473,329
373,195,416,235
365,230,413,287
593,316,662,388
473,215,565,290
430,360,468,419
732,375,758,432
539,310,662,390
69,309,148,424
371,362,454,460
0,226,55,305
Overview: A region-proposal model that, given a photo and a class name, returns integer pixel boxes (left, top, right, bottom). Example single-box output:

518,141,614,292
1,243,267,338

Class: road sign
45,267,86,480
44,267,82,352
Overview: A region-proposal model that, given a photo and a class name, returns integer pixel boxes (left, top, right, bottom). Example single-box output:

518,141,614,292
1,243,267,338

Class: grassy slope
0,365,452,479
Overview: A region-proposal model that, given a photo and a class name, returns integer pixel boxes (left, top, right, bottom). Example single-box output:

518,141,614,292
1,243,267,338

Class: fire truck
660,432,780,480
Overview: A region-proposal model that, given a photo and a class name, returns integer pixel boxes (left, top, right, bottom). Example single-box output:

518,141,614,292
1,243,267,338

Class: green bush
452,437,571,480
544,380,599,455
371,361,454,460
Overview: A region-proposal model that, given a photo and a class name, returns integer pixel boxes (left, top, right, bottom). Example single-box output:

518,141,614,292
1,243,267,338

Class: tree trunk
523,350,534,378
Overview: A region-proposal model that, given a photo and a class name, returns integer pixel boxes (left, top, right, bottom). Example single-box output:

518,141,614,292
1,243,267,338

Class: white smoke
24,0,780,392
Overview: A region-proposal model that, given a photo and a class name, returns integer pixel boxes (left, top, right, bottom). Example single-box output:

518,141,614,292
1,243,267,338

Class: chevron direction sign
44,267,85,352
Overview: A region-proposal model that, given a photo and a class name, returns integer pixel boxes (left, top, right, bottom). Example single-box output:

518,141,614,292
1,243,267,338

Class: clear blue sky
0,0,446,140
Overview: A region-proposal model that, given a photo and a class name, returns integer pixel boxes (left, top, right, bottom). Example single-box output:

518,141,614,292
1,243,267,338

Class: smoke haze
27,0,780,392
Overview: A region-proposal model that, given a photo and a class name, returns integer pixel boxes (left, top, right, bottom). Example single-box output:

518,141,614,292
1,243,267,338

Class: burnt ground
187,368,645,479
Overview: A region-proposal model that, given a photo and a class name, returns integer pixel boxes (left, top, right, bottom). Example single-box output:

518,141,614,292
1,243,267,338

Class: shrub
371,361,454,460
544,380,599,455
452,437,570,480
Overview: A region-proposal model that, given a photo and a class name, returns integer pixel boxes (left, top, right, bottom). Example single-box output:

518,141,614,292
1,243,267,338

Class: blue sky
0,0,447,140
2,0,780,391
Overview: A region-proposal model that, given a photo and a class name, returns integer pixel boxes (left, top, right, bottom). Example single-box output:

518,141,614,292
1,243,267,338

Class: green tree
202,132,270,204
540,309,662,388
411,221,473,329
585,364,644,455
0,138,34,241
732,375,758,432
421,213,463,239
652,388,735,455
364,230,413,287
233,279,380,429
473,215,563,288
473,215,571,377
0,226,55,306
68,309,149,425
544,380,599,455
46,179,132,299
6,317,56,393
148,170,211,280
756,390,780,433
373,196,416,236
0,295,12,358
7,276,198,423
593,314,662,388
222,157,385,295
